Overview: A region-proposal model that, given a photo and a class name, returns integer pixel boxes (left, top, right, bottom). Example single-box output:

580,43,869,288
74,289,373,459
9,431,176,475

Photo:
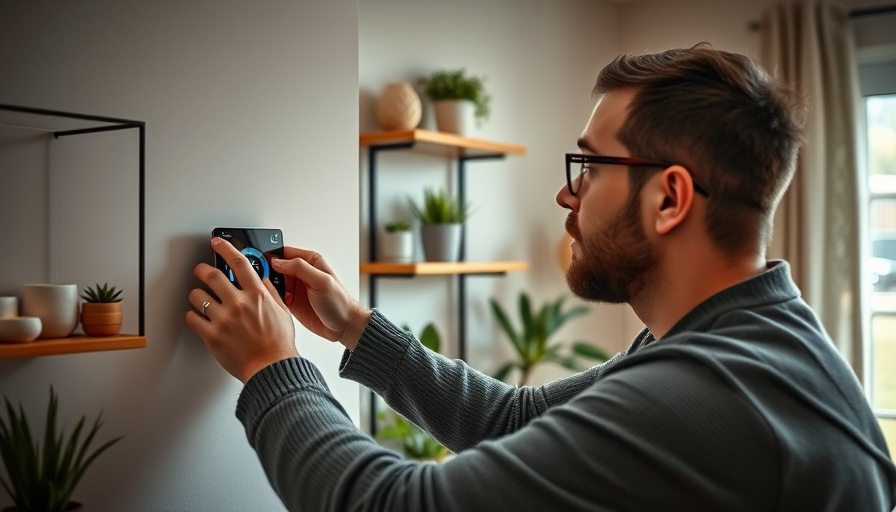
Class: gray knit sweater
236,261,896,511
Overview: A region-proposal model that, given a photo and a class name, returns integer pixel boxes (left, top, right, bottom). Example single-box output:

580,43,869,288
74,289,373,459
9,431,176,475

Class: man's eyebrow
577,137,597,154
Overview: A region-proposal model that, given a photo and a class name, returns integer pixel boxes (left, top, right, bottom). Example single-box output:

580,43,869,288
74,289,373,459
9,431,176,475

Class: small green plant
408,187,472,225
0,387,124,512
376,322,449,461
418,69,491,125
376,410,449,461
79,283,122,303
384,220,412,233
490,293,611,385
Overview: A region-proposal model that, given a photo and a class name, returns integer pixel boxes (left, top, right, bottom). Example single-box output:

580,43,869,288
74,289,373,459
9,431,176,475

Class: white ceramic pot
22,284,80,339
376,82,422,131
379,230,414,262
0,316,42,343
0,296,17,319
433,99,475,135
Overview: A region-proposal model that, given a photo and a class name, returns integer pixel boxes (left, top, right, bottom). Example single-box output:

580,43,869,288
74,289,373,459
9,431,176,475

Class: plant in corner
418,68,491,134
490,292,611,386
79,283,123,337
0,387,124,512
376,322,449,461
408,187,472,262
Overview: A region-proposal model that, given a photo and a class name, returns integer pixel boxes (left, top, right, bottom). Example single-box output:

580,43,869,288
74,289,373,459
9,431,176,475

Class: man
187,44,896,511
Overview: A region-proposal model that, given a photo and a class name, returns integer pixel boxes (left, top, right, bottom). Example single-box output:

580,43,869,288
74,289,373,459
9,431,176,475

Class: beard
565,197,656,304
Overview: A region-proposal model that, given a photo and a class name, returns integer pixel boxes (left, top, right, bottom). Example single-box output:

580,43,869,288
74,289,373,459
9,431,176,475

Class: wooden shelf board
361,260,529,275
0,334,146,359
359,129,527,157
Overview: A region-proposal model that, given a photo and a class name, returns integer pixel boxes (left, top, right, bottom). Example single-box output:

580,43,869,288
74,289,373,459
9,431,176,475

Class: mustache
565,214,581,240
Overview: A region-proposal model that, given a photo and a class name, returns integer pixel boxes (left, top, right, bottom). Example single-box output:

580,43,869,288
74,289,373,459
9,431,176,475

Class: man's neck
630,254,767,339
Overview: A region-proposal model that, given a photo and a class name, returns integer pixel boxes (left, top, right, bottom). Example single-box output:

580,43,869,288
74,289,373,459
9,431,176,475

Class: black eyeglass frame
565,153,710,197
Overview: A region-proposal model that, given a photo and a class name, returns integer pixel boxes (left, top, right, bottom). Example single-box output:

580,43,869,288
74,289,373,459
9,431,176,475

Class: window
860,48,896,458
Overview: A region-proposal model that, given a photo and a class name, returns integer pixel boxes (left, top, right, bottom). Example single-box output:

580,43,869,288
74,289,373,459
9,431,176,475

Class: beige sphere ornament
376,82,422,131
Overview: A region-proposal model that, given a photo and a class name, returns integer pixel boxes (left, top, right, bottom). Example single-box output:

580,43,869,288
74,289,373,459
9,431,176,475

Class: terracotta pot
80,302,122,337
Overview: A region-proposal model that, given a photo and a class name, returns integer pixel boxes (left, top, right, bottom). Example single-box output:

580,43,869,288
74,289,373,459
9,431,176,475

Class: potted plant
408,187,472,262
379,220,414,263
418,68,491,135
0,387,124,512
490,292,611,385
79,283,123,337
376,322,449,461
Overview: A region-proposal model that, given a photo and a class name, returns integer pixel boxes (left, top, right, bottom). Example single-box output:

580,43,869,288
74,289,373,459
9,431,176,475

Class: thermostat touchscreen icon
228,247,270,282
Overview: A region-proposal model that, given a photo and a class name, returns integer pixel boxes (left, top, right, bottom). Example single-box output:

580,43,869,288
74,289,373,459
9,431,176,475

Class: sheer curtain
760,0,864,375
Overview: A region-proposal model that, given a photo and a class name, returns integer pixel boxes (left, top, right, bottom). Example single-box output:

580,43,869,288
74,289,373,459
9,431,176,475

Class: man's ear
652,165,696,235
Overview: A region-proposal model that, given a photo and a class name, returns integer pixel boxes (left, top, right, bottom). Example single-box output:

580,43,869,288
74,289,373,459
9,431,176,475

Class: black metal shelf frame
0,103,146,337
364,141,510,434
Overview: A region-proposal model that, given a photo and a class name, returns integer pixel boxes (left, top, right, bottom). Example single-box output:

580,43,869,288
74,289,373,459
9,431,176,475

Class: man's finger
212,237,264,292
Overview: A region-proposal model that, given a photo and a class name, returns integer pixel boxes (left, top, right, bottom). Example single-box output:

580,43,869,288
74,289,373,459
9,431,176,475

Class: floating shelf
361,261,529,275
359,129,527,157
0,104,147,359
0,335,147,359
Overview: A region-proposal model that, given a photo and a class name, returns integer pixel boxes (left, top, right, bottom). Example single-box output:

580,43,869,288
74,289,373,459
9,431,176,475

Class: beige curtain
760,0,864,375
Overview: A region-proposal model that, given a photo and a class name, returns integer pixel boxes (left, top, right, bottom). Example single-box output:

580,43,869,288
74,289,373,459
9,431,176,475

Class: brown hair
593,43,807,257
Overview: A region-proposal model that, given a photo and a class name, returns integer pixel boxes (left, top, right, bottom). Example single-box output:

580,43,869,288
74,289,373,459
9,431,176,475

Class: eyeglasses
565,153,711,197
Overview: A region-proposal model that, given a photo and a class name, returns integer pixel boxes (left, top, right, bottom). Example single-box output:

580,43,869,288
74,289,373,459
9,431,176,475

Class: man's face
557,89,658,304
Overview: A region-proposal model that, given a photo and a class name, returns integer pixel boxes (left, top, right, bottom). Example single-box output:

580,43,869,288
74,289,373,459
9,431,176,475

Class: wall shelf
360,129,527,157
0,335,147,359
0,104,146,359
361,261,529,275
360,129,527,434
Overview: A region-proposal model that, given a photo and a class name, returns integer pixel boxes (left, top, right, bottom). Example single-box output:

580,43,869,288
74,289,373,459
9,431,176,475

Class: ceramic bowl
0,316,43,343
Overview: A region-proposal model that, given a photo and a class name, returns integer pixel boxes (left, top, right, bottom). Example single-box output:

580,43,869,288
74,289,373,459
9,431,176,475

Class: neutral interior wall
0,1,358,511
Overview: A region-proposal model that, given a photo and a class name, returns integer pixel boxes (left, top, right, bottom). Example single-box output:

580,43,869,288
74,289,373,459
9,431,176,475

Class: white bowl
0,316,43,343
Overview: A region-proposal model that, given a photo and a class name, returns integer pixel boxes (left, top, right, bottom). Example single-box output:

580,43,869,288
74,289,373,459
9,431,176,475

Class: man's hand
273,247,371,351
186,237,298,384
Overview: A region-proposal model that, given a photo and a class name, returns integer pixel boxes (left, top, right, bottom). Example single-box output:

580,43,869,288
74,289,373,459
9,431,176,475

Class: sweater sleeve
338,309,603,452
237,352,778,512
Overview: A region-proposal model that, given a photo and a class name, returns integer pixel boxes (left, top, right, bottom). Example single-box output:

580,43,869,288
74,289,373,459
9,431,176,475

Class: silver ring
201,300,211,318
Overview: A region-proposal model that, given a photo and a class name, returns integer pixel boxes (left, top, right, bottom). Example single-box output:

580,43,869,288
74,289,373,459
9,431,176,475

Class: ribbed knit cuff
236,357,326,425
338,309,413,395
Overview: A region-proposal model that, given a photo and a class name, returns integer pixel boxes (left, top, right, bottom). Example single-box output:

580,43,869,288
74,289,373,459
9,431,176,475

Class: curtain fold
760,0,864,376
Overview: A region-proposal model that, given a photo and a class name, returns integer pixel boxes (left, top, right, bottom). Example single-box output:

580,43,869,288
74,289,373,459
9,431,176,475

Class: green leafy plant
376,322,449,461
384,220,412,233
490,293,611,385
407,187,472,225
418,68,491,125
376,410,449,461
0,387,124,512
79,283,122,303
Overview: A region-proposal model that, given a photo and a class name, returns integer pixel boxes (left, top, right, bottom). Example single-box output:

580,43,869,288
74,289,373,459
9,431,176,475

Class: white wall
0,1,358,511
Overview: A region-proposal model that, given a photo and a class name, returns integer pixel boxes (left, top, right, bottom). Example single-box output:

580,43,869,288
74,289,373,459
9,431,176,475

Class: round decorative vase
21,283,80,339
376,82,422,131
379,230,414,262
433,99,475,135
80,302,123,337
420,224,462,262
